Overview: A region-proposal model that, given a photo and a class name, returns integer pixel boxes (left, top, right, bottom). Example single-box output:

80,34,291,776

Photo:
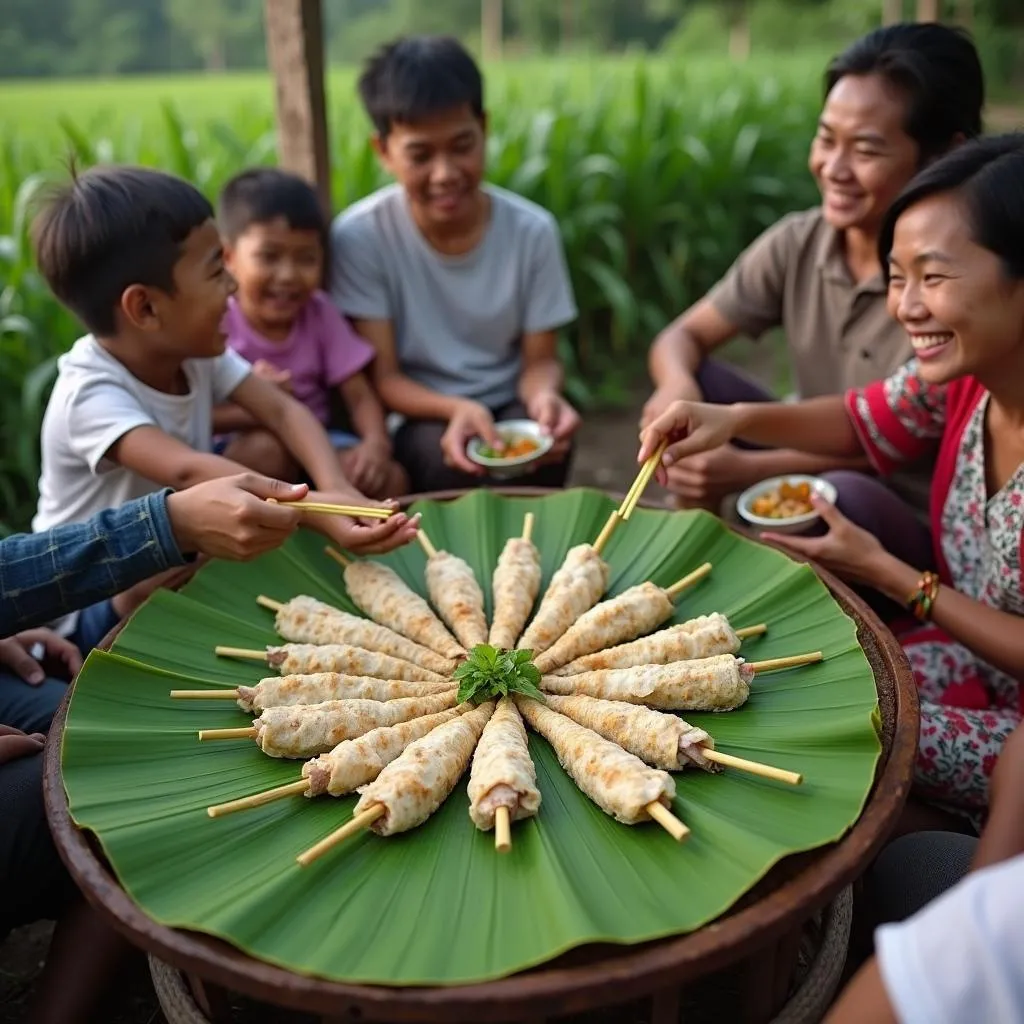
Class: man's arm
518,330,579,444
1,476,307,633
648,299,740,393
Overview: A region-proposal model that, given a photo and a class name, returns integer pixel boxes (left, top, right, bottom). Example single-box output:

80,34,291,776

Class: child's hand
0,629,82,684
442,400,501,475
0,724,46,766
343,439,393,498
252,359,293,395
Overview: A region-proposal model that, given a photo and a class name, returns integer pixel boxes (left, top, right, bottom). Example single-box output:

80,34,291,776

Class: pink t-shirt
223,290,374,426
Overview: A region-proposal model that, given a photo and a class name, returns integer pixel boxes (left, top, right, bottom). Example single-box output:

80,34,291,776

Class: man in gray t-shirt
330,35,580,493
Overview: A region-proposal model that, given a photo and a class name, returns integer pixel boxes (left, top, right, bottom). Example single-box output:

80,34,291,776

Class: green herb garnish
454,644,546,705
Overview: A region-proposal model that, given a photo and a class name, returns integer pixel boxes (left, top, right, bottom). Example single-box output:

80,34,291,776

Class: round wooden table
43,489,919,1024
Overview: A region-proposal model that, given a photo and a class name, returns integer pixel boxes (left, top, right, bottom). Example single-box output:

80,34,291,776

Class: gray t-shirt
330,184,577,410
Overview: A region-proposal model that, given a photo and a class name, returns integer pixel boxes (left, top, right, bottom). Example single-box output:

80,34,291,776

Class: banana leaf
61,489,882,986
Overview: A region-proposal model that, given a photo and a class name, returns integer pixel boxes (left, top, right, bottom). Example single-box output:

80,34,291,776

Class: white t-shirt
330,183,578,410
34,336,251,533
877,852,1024,1023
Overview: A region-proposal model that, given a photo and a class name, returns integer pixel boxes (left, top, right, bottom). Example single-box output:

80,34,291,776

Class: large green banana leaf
61,489,882,986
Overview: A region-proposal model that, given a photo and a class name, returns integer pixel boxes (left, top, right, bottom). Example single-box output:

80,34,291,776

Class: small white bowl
736,475,838,535
466,419,553,478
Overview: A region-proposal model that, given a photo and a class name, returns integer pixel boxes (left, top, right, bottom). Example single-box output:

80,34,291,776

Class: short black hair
825,23,984,163
879,133,1024,283
217,167,326,244
357,35,484,137
33,164,212,337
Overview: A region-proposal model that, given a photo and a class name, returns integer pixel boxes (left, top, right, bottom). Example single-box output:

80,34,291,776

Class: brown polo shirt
707,206,931,513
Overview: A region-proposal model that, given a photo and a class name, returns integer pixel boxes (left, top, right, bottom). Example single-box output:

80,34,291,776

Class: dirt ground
0,342,781,1024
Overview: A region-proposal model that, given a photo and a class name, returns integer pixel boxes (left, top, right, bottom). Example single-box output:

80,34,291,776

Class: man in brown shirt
645,21,984,573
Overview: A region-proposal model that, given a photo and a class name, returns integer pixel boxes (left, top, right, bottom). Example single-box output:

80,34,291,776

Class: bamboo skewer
591,511,621,556
271,501,394,519
702,750,802,785
646,801,689,842
417,531,439,559
208,779,310,818
257,595,284,612
324,548,353,568
198,727,257,741
664,563,712,600
619,440,669,521
297,805,386,866
171,689,240,700
749,652,824,673
735,624,768,640
522,512,535,543
214,646,266,662
494,806,512,853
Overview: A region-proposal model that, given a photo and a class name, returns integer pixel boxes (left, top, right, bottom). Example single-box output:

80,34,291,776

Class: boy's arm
213,402,258,432
518,329,580,442
339,372,391,449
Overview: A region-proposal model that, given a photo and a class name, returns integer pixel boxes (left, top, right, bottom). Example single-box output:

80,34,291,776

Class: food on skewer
541,654,753,712
206,708,470,818
213,692,458,758
542,693,719,772
298,701,497,865
235,673,454,713
303,706,469,797
488,515,541,651
518,544,610,655
532,564,711,674
515,696,681,832
553,613,742,676
267,644,446,682
467,696,540,850
334,558,466,660
269,595,457,675
420,535,489,650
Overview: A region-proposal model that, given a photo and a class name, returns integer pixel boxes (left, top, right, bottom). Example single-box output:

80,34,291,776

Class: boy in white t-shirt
32,165,419,652
331,36,581,494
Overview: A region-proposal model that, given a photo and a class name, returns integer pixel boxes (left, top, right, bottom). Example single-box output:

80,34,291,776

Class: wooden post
264,0,331,212
915,0,940,21
882,0,903,25
482,0,503,59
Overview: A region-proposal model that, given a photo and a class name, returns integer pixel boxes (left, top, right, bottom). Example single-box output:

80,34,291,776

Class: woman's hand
637,400,741,486
760,496,888,586
0,629,82,684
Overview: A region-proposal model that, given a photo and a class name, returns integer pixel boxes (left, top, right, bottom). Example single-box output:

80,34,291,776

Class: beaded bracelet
906,571,940,622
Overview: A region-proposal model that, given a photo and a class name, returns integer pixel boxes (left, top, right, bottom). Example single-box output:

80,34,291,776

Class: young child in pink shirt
216,168,407,497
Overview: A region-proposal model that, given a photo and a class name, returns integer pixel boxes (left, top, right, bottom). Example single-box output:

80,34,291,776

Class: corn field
0,56,822,533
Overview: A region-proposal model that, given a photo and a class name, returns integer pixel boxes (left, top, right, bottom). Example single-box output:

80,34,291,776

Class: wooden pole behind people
264,0,332,213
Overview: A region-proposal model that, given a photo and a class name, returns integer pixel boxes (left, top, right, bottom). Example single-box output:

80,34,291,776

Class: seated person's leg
394,419,482,494
0,752,79,937
0,674,68,736
221,428,298,483
333,430,411,499
696,358,776,406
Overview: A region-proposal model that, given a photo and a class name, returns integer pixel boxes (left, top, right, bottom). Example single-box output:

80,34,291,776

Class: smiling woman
638,132,1024,829
644,22,985,528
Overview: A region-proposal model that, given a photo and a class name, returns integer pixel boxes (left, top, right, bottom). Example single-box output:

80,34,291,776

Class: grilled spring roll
515,696,675,825
425,550,488,650
541,654,752,712
534,582,674,674
518,544,609,655
354,701,496,835
236,673,454,713
274,596,457,675
488,536,542,651
467,696,541,831
303,706,469,797
254,691,458,758
267,643,446,683
343,561,465,661
542,693,720,772
553,613,742,676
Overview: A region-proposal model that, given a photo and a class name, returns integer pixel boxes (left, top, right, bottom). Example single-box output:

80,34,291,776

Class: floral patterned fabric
846,362,1024,815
